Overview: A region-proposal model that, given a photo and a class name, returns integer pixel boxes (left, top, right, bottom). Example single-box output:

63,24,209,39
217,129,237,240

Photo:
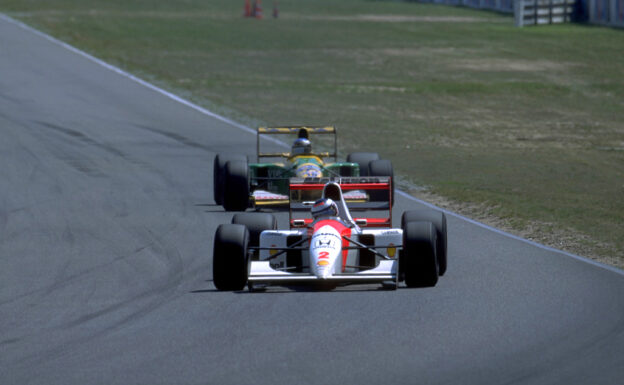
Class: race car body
250,217,401,287
212,126,395,210
212,179,448,291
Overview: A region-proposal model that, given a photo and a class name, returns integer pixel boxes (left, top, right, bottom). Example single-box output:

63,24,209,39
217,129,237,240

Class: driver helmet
291,138,312,155
311,198,338,219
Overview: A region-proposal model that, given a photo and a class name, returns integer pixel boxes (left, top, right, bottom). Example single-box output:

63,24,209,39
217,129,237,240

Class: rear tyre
232,213,277,259
402,210,447,276
402,221,438,288
223,160,249,211
368,159,394,204
346,152,379,177
213,224,250,291
213,153,246,205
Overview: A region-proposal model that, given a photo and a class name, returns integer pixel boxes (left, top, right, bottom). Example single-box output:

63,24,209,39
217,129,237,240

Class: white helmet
292,138,311,155
311,198,338,218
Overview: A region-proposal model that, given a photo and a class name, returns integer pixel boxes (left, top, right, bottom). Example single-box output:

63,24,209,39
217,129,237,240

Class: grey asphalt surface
1,15,623,385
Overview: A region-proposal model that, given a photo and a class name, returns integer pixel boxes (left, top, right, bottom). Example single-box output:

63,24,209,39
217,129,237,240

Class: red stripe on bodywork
290,183,389,191
291,217,391,228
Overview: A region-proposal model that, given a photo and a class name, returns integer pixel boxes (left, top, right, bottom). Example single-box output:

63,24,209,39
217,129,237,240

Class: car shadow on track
190,283,407,294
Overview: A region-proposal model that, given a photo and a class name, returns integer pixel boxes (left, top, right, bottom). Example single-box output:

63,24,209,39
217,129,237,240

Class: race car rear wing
256,126,337,162
288,177,393,228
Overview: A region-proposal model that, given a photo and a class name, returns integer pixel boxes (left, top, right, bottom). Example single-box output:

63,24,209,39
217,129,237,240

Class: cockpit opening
324,183,341,201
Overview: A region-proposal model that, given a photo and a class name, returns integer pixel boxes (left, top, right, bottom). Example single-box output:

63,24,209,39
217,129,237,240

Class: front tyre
223,160,250,211
402,221,438,288
402,210,447,276
213,224,250,291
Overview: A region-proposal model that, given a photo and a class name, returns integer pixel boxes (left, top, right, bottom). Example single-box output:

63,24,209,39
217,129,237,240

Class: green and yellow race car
213,126,394,211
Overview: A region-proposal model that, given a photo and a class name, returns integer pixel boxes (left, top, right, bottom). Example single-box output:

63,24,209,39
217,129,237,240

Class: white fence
587,0,624,26
515,0,576,26
410,0,624,27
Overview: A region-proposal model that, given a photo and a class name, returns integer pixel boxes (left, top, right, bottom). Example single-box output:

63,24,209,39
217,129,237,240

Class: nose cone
310,226,342,280
317,267,331,279
316,260,333,279
310,242,341,279
312,249,339,279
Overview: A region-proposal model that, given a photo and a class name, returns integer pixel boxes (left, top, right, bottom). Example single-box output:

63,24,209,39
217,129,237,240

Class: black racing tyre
346,152,380,177
402,221,438,288
223,160,250,212
231,212,277,248
402,210,447,276
213,224,249,291
368,159,394,204
213,153,246,205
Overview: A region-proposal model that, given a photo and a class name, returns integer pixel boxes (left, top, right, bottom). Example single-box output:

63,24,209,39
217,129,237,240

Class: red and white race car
212,177,447,291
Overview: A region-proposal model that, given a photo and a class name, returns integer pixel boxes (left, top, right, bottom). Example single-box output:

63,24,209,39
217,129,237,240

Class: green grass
2,0,623,266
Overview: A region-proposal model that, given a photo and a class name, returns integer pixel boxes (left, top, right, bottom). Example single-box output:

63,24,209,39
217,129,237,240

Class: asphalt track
1,14,623,385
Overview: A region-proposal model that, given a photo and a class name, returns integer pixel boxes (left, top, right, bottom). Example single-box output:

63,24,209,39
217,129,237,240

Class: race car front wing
248,260,398,286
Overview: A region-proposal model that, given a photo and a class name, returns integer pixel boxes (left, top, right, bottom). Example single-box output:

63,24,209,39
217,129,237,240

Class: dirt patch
454,59,574,72
289,14,505,23
381,47,477,57
340,85,407,94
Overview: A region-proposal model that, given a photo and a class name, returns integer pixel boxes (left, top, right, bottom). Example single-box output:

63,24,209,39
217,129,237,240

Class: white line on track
2,13,621,276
